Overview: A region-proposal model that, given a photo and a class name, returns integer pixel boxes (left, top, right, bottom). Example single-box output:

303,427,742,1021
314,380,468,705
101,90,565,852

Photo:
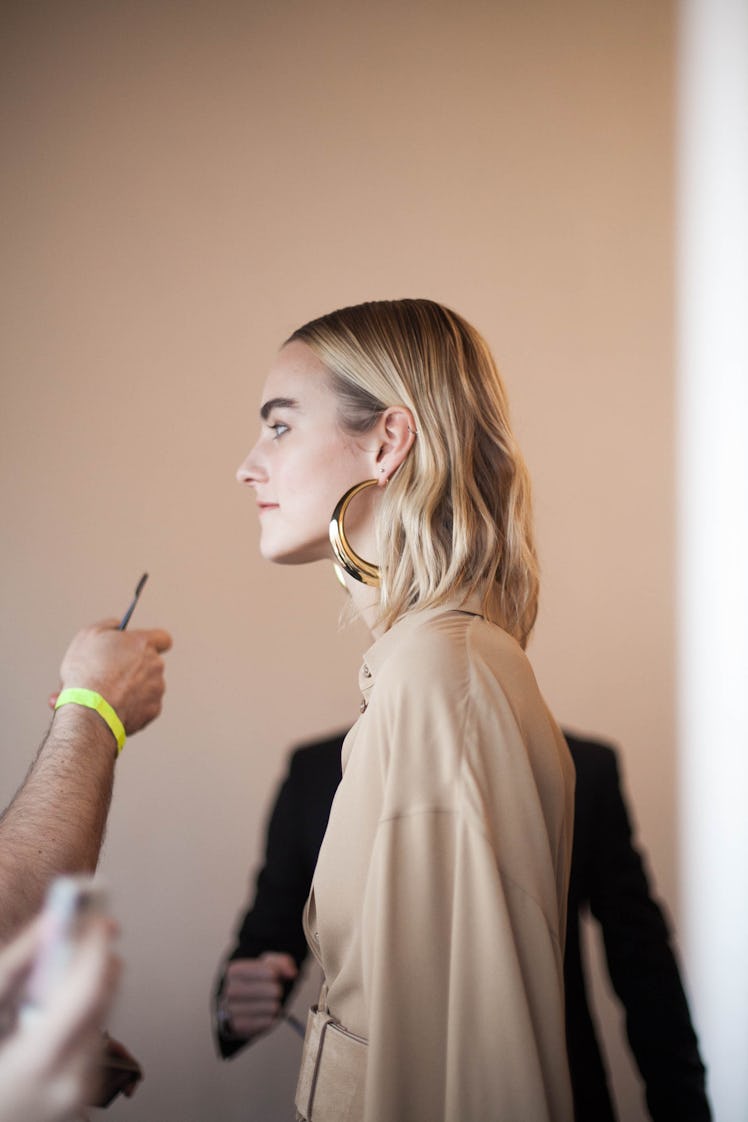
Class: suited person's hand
221,953,297,1039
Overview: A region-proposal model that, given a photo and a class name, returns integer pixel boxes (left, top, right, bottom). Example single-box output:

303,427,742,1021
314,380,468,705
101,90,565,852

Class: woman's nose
236,444,266,485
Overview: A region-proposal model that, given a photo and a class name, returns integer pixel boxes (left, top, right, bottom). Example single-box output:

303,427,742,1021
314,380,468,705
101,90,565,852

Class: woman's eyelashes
267,421,290,440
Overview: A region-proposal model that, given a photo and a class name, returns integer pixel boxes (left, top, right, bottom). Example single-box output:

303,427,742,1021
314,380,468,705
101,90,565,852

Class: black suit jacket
217,731,710,1122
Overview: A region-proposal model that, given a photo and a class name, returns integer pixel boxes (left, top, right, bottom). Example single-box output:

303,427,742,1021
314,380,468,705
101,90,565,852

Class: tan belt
295,1005,367,1121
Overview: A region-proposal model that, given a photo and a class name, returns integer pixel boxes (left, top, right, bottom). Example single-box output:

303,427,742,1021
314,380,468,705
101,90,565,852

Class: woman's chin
259,539,329,567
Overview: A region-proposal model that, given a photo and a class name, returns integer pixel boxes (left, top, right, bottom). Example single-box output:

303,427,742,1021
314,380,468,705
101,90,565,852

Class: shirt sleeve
359,805,572,1121
315,617,574,1120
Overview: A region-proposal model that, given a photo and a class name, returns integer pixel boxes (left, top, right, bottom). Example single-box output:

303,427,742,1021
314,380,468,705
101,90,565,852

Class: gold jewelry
329,480,380,586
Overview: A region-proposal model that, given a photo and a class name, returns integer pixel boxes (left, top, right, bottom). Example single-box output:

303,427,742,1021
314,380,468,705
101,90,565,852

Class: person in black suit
214,731,711,1122
563,734,710,1120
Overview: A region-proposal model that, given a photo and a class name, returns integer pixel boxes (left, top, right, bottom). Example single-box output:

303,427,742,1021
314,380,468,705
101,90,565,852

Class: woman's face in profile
236,341,374,568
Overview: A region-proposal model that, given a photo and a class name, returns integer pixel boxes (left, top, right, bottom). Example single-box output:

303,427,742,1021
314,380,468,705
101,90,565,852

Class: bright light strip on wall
677,1,748,1118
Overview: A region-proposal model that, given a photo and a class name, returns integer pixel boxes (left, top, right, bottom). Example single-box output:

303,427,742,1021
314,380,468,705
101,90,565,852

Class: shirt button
362,664,371,678
360,699,368,713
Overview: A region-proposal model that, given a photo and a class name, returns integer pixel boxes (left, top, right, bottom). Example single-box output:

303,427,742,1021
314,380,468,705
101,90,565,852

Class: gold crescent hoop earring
329,479,380,587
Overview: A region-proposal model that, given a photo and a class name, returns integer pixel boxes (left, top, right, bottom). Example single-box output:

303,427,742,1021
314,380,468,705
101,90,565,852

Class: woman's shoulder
376,608,530,695
360,608,559,817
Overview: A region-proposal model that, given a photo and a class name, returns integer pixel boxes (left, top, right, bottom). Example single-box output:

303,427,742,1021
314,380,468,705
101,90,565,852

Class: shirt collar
358,592,484,696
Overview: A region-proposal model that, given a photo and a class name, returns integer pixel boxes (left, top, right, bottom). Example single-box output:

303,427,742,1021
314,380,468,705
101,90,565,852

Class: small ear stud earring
407,426,418,435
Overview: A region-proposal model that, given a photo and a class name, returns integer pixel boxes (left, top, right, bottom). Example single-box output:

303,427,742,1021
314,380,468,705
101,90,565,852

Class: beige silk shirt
303,601,575,1121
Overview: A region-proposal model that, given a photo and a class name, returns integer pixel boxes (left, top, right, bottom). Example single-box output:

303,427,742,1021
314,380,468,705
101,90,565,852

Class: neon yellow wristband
54,688,126,755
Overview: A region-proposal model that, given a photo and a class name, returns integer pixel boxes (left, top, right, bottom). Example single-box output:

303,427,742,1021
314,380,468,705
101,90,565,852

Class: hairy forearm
0,707,116,944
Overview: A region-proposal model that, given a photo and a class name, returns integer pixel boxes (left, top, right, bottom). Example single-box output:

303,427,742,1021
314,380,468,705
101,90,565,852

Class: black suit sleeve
583,743,711,1121
213,737,343,1058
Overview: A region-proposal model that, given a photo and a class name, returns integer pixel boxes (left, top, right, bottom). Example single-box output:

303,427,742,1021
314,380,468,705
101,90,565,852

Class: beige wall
0,2,679,1119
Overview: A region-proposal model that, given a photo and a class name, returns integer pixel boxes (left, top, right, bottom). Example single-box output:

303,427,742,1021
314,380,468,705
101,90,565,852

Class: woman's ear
372,406,417,484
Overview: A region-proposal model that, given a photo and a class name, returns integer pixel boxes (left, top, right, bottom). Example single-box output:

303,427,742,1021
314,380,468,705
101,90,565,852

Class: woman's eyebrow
260,396,299,421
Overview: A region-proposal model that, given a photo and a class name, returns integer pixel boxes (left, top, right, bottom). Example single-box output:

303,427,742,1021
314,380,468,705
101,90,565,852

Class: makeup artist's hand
93,1034,142,1106
52,622,172,735
0,915,120,1122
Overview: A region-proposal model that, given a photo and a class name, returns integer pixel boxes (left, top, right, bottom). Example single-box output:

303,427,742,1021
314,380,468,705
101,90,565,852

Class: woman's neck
342,573,384,638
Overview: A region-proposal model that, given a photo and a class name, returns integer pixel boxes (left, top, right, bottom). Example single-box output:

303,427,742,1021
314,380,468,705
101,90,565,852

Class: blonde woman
236,299,574,1121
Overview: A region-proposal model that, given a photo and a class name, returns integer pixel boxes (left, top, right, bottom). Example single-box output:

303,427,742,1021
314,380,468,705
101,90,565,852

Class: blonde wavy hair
287,299,539,648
